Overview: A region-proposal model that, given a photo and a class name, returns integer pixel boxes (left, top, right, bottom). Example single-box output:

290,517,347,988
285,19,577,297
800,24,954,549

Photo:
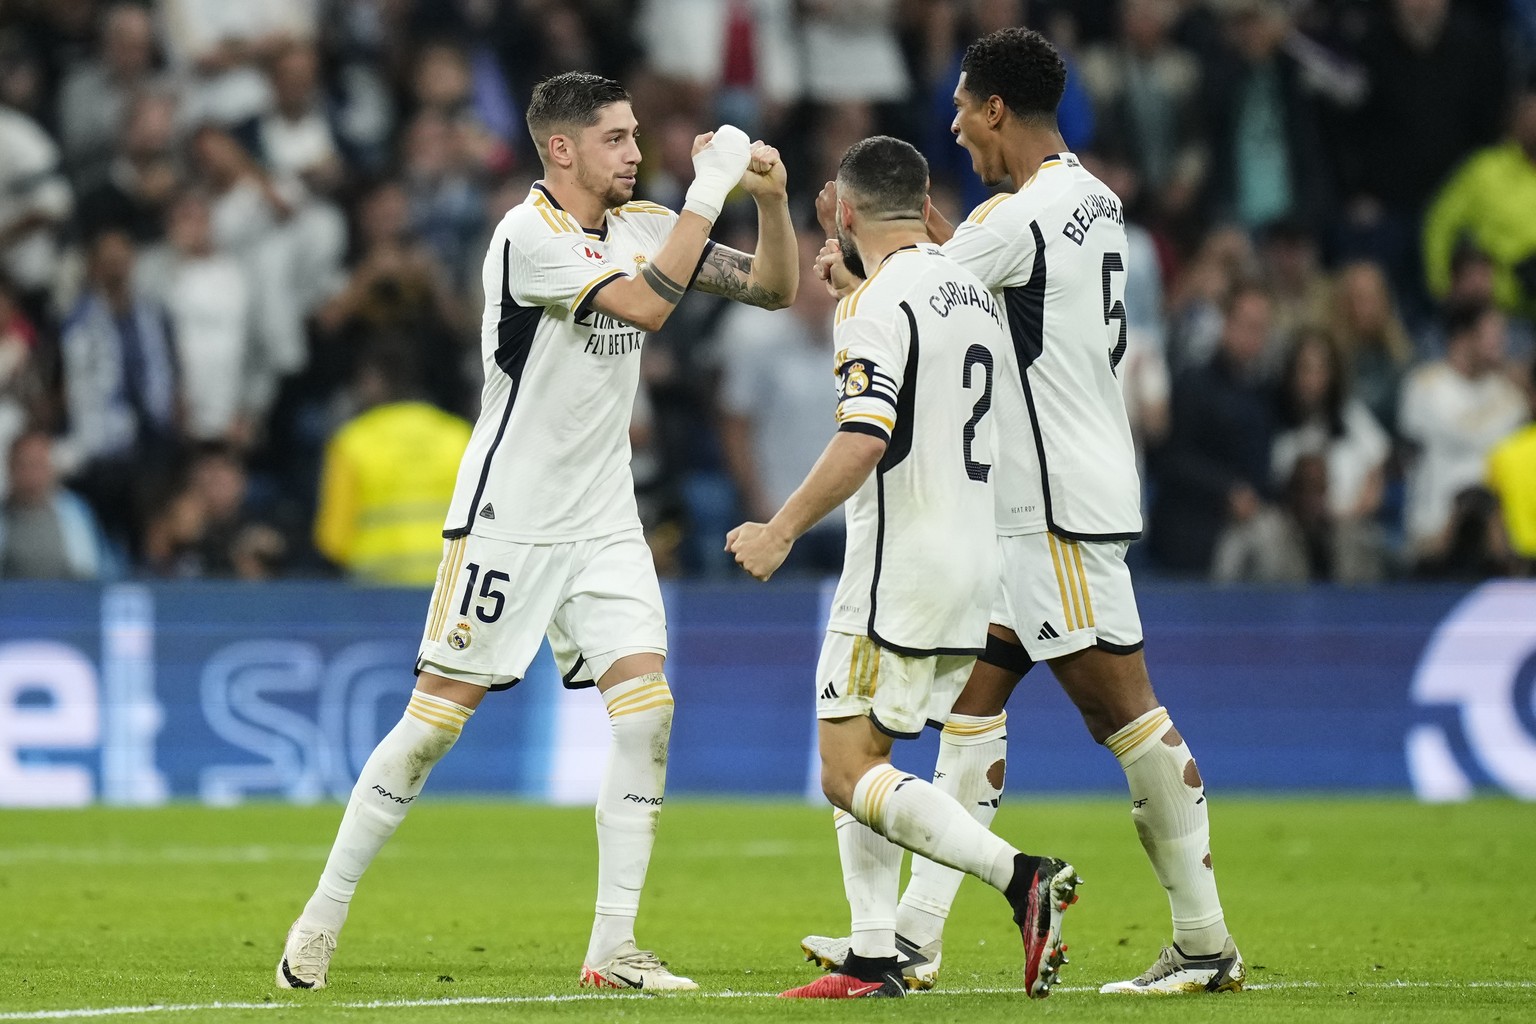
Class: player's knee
817,760,860,813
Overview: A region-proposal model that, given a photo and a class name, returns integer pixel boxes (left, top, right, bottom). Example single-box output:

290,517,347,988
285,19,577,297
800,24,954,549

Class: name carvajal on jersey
929,279,1003,327
1061,192,1124,246
576,309,645,357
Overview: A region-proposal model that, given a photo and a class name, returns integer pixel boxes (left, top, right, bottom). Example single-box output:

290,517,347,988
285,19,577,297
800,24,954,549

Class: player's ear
547,132,575,170
922,194,933,223
986,95,1007,130
838,198,854,232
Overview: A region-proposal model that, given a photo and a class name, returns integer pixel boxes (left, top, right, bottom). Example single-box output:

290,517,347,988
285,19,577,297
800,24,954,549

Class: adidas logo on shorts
479,504,496,520
1037,621,1061,641
820,682,839,700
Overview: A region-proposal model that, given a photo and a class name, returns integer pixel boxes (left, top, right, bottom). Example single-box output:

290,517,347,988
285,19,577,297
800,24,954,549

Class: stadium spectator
1329,259,1415,434
311,340,470,585
156,0,318,126
1267,327,1390,577
0,276,43,498
1078,0,1207,228
1413,484,1516,579
399,110,486,295
0,101,73,318
1149,281,1278,575
719,232,842,574
239,42,346,199
135,192,254,446
1201,0,1330,236
635,0,800,133
1165,225,1261,372
1399,301,1527,562
186,443,287,579
56,2,160,191
0,430,111,580
56,228,182,546
1338,0,1507,321
1259,219,1332,347
1422,83,1536,322
1486,360,1536,569
75,88,183,244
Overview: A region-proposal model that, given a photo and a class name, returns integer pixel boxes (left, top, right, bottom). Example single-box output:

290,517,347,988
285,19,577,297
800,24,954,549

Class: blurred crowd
0,0,1533,586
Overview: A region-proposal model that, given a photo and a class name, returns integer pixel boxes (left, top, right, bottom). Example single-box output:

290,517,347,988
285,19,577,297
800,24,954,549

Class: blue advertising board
1,580,1533,806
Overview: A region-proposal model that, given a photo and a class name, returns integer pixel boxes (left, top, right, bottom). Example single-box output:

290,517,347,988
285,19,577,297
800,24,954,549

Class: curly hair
960,27,1066,123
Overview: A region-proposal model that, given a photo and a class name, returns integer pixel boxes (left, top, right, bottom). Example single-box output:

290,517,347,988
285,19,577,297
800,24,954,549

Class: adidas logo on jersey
1037,621,1061,641
820,682,839,700
479,504,496,520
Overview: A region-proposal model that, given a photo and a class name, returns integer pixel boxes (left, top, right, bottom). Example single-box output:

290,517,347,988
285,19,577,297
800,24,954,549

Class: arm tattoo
641,262,687,304
693,245,785,308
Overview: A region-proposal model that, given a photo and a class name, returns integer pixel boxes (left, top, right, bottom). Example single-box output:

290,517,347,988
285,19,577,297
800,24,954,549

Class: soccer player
277,70,798,993
727,135,1081,1001
804,29,1244,996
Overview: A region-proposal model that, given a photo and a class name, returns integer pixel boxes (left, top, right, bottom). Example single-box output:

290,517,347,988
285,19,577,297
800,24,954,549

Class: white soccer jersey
825,244,1003,655
443,184,706,542
943,152,1142,540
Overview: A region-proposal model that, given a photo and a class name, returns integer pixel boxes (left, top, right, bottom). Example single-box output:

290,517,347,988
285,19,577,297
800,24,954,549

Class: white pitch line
4,980,1535,1020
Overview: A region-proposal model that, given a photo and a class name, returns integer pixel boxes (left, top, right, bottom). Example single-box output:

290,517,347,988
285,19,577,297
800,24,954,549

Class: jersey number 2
1102,252,1128,375
962,344,994,482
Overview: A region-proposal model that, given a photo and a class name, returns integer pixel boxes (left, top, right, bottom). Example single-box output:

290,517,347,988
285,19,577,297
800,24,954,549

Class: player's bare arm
692,140,798,309
725,431,886,581
591,126,752,332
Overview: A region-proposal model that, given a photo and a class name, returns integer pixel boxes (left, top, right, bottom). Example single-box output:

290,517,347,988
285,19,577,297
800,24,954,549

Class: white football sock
834,809,901,959
585,673,674,965
1107,706,1229,956
851,763,1016,892
301,690,472,933
898,712,1007,944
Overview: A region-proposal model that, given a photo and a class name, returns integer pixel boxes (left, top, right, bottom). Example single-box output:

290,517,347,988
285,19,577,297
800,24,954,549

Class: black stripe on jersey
869,709,924,741
839,387,897,410
446,239,539,538
877,303,921,473
577,272,624,320
1007,221,1142,543
838,421,891,441
561,654,596,689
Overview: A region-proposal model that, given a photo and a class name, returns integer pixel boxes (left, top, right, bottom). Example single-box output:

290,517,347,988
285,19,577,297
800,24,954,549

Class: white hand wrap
682,124,752,223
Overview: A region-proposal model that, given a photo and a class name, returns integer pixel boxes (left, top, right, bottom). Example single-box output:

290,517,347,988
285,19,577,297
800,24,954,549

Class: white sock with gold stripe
850,763,1016,892
301,690,472,933
1107,706,1229,956
834,808,902,959
898,712,1007,943
586,673,674,966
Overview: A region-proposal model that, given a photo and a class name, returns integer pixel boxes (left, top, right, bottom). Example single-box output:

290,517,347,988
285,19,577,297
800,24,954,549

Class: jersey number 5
1102,252,1128,375
962,343,994,482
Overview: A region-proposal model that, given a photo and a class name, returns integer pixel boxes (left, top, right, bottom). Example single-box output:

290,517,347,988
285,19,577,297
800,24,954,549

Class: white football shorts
814,631,977,739
416,528,666,689
993,533,1145,661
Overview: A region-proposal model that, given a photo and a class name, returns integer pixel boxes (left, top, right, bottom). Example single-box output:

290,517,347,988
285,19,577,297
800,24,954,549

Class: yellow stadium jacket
314,400,472,585
1423,142,1536,317
1488,422,1536,559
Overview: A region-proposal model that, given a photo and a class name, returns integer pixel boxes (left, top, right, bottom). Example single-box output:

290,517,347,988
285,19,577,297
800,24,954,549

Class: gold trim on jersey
532,194,581,234
835,277,875,324
836,407,895,433
967,192,1011,224
618,201,672,216
426,537,468,641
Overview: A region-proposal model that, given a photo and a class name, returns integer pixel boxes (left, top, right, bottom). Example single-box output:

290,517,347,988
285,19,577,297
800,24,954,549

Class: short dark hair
960,27,1066,123
525,72,630,157
836,136,928,220
1443,299,1494,342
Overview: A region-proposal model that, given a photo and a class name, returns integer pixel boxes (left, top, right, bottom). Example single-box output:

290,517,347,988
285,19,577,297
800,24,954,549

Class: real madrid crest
447,621,473,650
844,361,870,396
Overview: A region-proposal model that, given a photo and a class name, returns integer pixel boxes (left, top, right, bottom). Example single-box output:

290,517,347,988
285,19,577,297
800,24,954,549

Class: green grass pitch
2,798,1534,1022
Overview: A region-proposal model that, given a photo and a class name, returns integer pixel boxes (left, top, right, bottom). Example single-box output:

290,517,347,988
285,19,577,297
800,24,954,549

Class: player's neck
540,176,609,231
1000,129,1068,193
851,223,930,273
